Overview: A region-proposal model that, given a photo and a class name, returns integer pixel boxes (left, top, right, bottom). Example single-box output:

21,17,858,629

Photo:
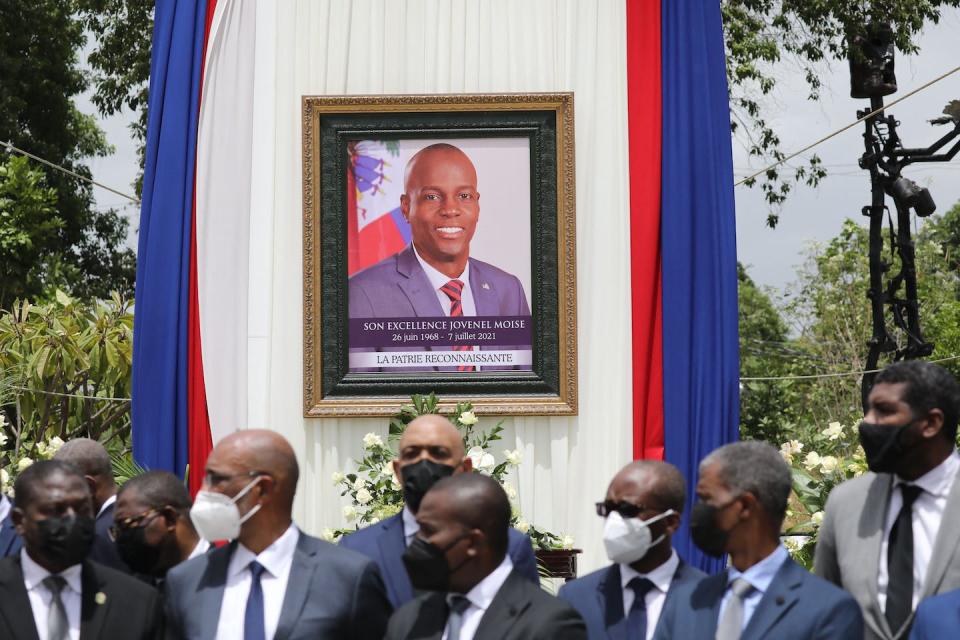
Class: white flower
515,520,530,534
459,411,478,426
47,437,64,453
381,462,395,479
560,535,575,550
466,446,495,473
368,516,380,525
343,505,358,522
356,488,373,505
391,473,401,489
0,469,8,488
504,449,522,466
320,528,336,542
0,414,6,428
362,432,383,449
822,422,844,441
353,477,366,491
812,511,825,525
803,452,822,471
779,440,803,464
0,431,7,447
502,482,518,501
16,457,33,472
819,456,839,473
331,471,346,486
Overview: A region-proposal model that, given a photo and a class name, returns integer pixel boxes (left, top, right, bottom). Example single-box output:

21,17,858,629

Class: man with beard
0,460,163,639
815,361,960,640
340,414,538,607
558,460,704,639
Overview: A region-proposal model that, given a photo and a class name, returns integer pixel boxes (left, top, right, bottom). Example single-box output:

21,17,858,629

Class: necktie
244,561,267,640
440,279,474,372
445,593,472,640
43,575,68,640
716,577,754,640
886,484,923,633
626,577,656,639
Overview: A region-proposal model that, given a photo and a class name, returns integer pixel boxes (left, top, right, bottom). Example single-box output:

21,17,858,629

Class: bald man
558,461,705,640
341,415,539,607
163,430,392,640
347,143,531,372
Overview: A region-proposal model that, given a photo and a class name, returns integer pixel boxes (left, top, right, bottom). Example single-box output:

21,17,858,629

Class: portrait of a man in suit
348,142,532,372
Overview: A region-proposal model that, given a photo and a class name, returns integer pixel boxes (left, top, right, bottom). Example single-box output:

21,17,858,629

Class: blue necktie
627,577,656,639
244,561,267,640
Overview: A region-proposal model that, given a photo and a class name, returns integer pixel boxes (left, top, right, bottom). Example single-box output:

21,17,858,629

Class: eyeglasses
108,508,163,541
595,500,653,519
203,469,268,487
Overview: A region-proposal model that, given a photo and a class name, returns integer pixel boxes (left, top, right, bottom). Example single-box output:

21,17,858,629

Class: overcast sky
76,10,960,288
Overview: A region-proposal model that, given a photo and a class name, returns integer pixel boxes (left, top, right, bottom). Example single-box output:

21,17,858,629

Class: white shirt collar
228,523,299,580
0,495,10,523
895,450,960,498
188,538,211,560
21,548,83,596
461,554,514,611
402,506,419,544
97,494,117,519
619,548,679,595
412,243,471,292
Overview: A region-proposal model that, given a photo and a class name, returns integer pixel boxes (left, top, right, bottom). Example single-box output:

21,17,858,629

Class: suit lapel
859,474,895,639
195,542,233,640
468,260,499,316
475,571,531,640
740,559,803,640
396,246,445,317
380,515,414,605
79,561,111,640
597,564,628,640
0,557,40,640
274,535,320,640
922,470,960,598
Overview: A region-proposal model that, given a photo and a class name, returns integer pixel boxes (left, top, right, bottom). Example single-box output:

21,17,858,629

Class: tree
0,0,136,306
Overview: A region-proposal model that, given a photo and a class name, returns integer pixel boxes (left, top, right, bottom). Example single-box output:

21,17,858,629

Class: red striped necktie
440,279,474,372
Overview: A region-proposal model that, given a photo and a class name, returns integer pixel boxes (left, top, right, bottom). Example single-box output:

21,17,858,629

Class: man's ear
11,507,24,536
459,456,473,473
84,476,97,496
664,511,681,535
400,194,410,221
161,506,179,531
921,408,945,439
392,459,402,481
466,529,483,557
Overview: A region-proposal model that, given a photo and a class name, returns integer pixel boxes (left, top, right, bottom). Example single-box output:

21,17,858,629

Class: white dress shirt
878,450,960,612
22,549,82,640
441,555,514,640
0,494,11,524
215,524,300,640
718,545,789,632
619,550,679,640
402,506,419,547
412,244,477,317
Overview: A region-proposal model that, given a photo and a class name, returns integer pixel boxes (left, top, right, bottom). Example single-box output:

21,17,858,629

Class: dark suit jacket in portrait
385,568,587,640
0,555,163,640
164,531,392,640
89,499,132,573
557,556,706,640
0,512,22,558
908,589,960,639
653,557,863,640
340,512,540,608
814,470,960,640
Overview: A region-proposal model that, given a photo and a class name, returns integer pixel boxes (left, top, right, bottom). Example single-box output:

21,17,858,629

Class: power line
1,140,140,205
740,354,960,382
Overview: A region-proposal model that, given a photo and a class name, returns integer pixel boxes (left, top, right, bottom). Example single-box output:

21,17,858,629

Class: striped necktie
440,279,474,372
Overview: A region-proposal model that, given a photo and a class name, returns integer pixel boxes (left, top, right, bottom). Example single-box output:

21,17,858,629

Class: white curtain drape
246,0,634,573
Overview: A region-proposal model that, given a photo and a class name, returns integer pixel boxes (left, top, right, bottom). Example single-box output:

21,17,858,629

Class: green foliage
721,0,959,225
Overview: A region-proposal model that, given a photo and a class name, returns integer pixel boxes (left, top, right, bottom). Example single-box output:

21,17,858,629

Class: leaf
55,290,72,307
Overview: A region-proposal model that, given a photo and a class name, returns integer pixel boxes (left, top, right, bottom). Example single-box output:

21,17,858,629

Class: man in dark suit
655,441,863,640
558,460,705,639
54,438,130,572
341,414,539,607
909,588,960,638
164,429,392,639
0,460,163,639
386,472,586,640
0,494,23,557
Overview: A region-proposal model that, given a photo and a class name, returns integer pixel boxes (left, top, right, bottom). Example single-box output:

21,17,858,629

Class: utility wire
740,354,960,382
1,140,140,205
734,63,960,188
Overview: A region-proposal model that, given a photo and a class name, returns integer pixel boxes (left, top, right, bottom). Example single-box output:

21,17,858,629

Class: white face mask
602,509,675,565
190,475,262,542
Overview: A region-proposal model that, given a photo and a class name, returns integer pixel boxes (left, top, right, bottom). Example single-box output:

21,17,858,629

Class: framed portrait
302,93,576,416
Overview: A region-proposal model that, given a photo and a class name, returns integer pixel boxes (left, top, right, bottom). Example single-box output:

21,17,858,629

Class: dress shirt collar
21,548,83,596
727,544,788,595
460,554,514,613
402,505,419,544
97,494,117,519
412,243,471,293
0,494,10,523
619,548,679,595
895,449,960,498
188,538,211,560
228,523,299,580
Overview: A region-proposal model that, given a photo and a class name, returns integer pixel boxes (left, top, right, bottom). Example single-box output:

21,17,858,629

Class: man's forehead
869,381,909,405
400,421,460,449
406,149,476,184
607,470,657,502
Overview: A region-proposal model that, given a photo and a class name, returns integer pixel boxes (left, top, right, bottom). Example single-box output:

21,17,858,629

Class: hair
14,460,88,508
623,460,686,513
119,471,192,513
430,473,510,558
874,360,960,439
700,441,792,528
53,438,113,481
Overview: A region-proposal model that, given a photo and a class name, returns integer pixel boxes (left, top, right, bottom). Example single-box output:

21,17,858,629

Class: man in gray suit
815,361,960,640
164,430,392,639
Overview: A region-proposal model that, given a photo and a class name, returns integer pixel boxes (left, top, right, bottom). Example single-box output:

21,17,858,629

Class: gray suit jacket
814,470,960,640
164,531,392,640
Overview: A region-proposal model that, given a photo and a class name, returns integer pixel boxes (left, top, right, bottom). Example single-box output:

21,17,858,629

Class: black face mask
689,499,737,558
114,526,165,576
859,419,915,474
36,515,95,567
402,532,471,592
401,459,456,513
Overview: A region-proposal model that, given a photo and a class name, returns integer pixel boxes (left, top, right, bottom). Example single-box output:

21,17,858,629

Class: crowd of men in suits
1,358,960,638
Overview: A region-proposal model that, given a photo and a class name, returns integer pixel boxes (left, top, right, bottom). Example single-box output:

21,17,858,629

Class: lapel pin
95,592,107,605
775,596,785,605
482,283,490,290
